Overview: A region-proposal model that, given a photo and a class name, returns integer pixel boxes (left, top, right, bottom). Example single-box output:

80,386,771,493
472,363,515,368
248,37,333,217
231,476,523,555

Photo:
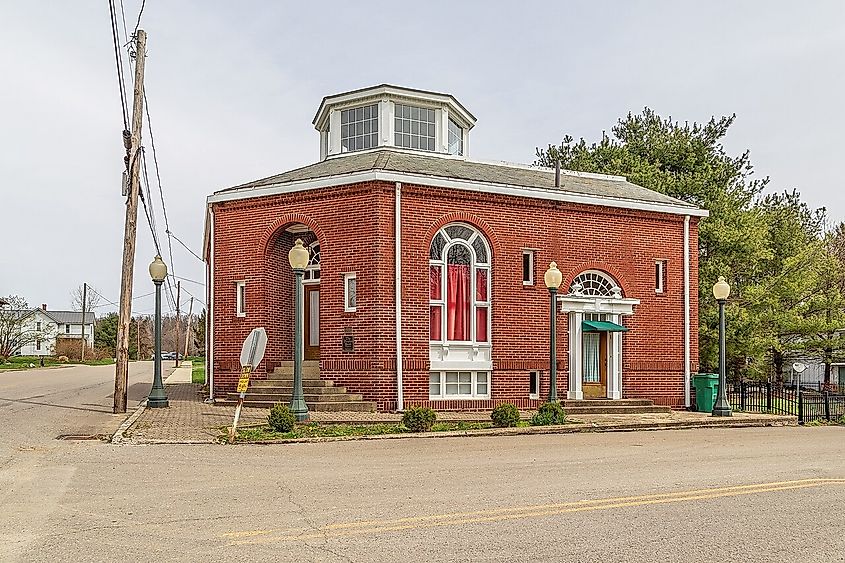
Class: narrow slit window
344,273,357,312
655,261,665,294
529,371,539,399
522,250,534,285
236,281,246,317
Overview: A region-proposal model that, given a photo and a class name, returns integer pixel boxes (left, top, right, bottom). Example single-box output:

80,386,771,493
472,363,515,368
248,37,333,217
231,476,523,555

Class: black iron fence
726,382,845,425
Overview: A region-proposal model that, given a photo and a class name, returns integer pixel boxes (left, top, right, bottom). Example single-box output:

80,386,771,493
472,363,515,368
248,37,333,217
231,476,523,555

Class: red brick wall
210,179,700,410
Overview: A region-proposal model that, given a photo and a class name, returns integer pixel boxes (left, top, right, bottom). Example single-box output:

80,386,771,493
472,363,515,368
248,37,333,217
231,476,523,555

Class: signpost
228,327,268,443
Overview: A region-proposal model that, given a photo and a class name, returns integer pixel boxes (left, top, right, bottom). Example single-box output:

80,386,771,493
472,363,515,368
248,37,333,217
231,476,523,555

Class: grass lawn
0,356,114,371
232,419,535,442
0,356,61,370
190,357,206,384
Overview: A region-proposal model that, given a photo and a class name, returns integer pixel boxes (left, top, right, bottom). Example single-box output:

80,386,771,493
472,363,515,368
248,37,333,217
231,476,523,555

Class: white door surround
560,295,639,400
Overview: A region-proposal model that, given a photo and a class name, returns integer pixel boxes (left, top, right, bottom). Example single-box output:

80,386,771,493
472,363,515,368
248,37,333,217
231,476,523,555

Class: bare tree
70,285,101,312
0,295,53,359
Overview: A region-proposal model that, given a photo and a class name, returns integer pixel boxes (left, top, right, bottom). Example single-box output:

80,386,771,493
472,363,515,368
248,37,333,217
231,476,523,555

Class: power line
168,274,205,286
107,0,129,131
180,286,206,308
132,0,146,37
144,93,178,292
169,231,204,262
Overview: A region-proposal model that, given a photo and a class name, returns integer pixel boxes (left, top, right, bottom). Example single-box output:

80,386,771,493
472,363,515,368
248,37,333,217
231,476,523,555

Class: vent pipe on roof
554,160,561,188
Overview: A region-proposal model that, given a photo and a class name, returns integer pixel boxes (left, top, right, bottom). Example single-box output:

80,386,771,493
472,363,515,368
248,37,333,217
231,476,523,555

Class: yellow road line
224,478,845,546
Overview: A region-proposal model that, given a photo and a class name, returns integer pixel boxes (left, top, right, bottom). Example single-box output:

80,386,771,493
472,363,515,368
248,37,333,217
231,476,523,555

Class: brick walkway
124,383,796,444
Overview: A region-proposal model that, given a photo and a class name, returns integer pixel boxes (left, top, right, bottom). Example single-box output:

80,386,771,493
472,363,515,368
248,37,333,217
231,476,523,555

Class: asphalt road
1,365,843,562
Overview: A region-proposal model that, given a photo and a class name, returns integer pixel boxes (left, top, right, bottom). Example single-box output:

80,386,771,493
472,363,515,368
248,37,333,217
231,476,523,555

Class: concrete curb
111,399,148,444
226,414,798,446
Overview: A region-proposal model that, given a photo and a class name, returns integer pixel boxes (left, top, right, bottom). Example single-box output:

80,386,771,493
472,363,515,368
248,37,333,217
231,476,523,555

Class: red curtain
447,265,470,340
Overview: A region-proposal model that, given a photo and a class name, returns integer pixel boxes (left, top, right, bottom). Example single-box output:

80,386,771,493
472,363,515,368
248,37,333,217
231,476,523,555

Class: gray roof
217,149,699,211
44,310,95,324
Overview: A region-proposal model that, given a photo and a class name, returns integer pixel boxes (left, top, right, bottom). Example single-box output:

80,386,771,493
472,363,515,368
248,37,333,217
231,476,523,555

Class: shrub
530,401,567,426
267,403,296,433
402,406,437,432
491,403,520,427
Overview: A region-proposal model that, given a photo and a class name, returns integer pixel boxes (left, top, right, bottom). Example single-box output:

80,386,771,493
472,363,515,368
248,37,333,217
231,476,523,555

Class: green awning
582,320,629,332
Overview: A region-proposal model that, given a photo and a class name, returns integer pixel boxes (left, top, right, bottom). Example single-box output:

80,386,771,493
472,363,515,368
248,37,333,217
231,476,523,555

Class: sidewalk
119,382,798,444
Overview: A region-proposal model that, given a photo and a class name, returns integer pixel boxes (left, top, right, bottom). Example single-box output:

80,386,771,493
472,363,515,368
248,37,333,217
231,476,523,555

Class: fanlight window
304,242,321,281
429,224,491,343
570,270,621,297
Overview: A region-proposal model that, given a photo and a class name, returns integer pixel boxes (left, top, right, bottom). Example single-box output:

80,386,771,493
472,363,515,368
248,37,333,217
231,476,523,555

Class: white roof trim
207,170,708,218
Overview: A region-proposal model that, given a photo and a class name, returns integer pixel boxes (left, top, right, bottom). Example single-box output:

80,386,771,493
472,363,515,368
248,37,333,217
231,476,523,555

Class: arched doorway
560,270,640,400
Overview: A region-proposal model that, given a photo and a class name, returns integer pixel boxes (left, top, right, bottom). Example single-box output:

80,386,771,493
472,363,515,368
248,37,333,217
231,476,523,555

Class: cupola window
448,117,463,156
394,104,436,151
341,104,378,152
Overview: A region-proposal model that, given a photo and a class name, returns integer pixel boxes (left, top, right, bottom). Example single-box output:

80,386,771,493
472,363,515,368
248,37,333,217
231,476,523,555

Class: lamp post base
147,394,169,408
711,400,732,417
290,400,309,422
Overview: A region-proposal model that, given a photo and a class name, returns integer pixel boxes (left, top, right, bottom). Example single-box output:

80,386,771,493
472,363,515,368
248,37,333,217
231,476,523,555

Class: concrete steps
562,399,672,415
221,361,376,412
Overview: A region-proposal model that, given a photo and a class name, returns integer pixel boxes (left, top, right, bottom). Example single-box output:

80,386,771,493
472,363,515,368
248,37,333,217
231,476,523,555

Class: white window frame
235,281,246,317
428,223,491,345
529,370,540,399
36,321,41,331
65,324,70,334
394,103,437,152
343,273,357,312
522,250,534,286
339,104,379,153
655,260,665,294
429,371,490,400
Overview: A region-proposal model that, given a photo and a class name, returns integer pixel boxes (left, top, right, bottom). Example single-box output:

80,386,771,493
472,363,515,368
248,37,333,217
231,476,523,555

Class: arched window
570,270,621,297
429,223,490,343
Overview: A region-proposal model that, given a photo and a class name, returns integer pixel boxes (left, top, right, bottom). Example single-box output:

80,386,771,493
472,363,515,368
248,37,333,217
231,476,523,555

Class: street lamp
147,255,169,408
544,262,563,403
288,238,310,422
712,275,732,417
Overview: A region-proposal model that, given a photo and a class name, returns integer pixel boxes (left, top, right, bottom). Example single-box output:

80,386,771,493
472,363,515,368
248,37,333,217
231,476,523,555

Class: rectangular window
65,324,70,334
344,273,357,312
236,281,246,317
448,117,463,155
36,321,41,331
529,371,539,399
522,250,534,285
655,260,666,294
341,104,378,152
394,104,436,152
36,339,41,351
429,371,491,399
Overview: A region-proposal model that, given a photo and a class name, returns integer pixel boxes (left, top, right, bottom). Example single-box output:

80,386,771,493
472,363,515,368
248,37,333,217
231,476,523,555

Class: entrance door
582,331,608,398
304,285,320,360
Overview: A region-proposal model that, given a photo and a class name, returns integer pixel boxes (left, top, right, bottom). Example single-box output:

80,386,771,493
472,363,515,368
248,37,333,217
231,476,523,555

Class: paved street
0,366,842,563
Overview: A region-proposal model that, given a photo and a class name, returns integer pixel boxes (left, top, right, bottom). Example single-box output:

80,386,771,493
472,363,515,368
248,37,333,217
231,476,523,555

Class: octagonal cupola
313,84,476,161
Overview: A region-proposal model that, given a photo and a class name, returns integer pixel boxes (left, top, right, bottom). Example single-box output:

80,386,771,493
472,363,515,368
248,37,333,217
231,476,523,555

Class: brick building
203,85,707,412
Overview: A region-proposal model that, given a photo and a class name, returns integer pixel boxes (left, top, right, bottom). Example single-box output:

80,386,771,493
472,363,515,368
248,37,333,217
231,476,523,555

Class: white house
16,304,95,356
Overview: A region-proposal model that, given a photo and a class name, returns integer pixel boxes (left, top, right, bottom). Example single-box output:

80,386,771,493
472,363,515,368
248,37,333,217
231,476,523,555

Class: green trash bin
693,373,720,412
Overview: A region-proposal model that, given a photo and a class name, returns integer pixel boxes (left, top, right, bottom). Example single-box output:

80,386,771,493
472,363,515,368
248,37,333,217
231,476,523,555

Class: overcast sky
1,1,843,316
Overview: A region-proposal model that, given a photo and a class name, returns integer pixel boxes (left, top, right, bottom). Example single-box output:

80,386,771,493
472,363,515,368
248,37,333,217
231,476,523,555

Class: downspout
683,215,691,408
208,206,215,401
395,182,404,411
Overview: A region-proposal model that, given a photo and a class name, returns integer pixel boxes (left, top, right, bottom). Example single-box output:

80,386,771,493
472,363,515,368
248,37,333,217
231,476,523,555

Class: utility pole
174,280,181,367
113,29,147,414
80,282,87,362
184,296,194,360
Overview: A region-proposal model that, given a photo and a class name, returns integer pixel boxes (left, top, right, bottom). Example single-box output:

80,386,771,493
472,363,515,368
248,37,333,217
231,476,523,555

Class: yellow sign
237,366,252,393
